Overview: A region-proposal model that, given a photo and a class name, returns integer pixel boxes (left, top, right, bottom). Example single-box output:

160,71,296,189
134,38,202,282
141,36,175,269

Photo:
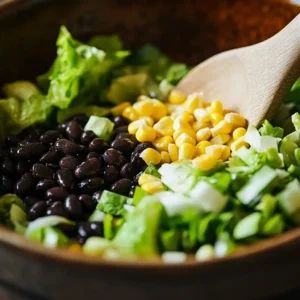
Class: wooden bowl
0,0,300,299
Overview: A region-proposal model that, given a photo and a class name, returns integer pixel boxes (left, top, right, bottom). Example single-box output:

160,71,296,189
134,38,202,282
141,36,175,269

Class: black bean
111,178,132,196
24,196,39,207
86,152,101,160
39,150,61,164
78,178,104,194
79,194,94,212
90,222,104,236
77,222,93,239
8,147,18,158
111,136,136,154
64,195,82,220
133,171,143,184
1,175,13,194
116,132,138,143
113,116,129,127
104,165,120,184
59,156,80,171
55,223,76,237
1,157,15,175
16,142,47,159
17,140,30,147
40,130,61,144
66,121,83,141
92,190,103,204
134,142,154,153
15,172,35,196
5,136,20,146
75,158,101,179
76,152,87,162
28,201,47,220
81,131,96,145
103,148,126,167
113,126,128,136
45,187,68,201
16,161,30,176
31,164,55,180
46,163,59,171
57,122,69,134
55,139,82,155
46,202,66,217
129,185,136,197
36,179,57,194
56,168,74,190
22,125,46,141
120,163,138,179
72,115,89,126
88,138,109,153
46,199,55,207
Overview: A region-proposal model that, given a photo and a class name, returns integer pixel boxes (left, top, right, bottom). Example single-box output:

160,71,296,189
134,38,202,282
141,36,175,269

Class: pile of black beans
0,114,153,243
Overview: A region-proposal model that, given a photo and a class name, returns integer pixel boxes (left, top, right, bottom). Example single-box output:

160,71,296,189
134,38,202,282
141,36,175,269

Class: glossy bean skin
74,158,101,179
111,178,132,196
1,157,15,175
59,156,80,171
36,179,57,194
78,178,104,194
88,138,109,153
1,175,13,193
128,185,136,197
31,164,55,180
55,139,82,155
79,194,94,212
72,115,89,126
16,161,30,176
24,196,39,207
86,152,101,160
66,121,83,141
46,202,66,217
28,201,47,220
111,134,137,154
45,187,69,201
39,150,61,164
15,172,35,196
104,165,120,184
57,122,69,134
103,148,126,167
64,195,83,220
90,222,104,237
112,126,128,136
56,169,74,189
5,136,20,146
40,130,61,144
120,163,138,179
16,142,47,159
113,116,128,128
81,131,96,145
130,142,153,168
92,190,103,204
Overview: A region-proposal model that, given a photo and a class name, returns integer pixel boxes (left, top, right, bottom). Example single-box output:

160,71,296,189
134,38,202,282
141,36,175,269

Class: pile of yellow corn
112,90,249,173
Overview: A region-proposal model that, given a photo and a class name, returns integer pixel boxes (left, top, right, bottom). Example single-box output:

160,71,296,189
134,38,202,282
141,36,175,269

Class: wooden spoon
176,14,300,126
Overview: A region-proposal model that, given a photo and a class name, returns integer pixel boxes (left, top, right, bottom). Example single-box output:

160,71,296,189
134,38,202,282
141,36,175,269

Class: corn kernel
210,134,231,145
160,151,171,163
226,138,235,148
167,104,185,115
137,95,151,102
210,100,223,114
220,145,231,160
233,127,247,140
152,100,168,121
184,92,204,113
194,108,211,123
224,112,247,127
111,102,131,116
168,143,179,162
173,129,196,140
230,137,249,152
153,136,173,152
178,143,196,160
175,111,194,124
193,154,217,171
196,128,211,142
140,148,161,165
211,113,224,126
138,116,154,126
175,133,196,147
133,100,154,116
142,181,165,194
211,120,232,137
136,124,156,142
168,90,187,104
153,116,174,137
205,145,223,160
128,119,148,135
138,173,159,186
196,141,212,155
68,243,82,253
192,121,211,131
122,106,139,121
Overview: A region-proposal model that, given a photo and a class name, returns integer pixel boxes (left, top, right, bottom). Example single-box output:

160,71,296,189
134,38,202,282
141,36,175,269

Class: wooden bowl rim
1,0,300,271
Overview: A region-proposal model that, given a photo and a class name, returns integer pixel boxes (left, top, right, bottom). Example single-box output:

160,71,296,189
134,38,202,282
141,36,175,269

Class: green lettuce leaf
259,120,284,138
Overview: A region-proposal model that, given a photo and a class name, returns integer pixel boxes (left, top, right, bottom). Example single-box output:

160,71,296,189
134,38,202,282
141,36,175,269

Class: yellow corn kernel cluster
138,174,165,194
115,91,249,170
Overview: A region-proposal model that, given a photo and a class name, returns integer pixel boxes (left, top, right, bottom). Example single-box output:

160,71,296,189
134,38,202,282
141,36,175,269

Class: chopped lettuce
259,120,284,138
84,116,114,141
233,212,262,240
83,237,114,256
144,164,161,178
132,186,148,206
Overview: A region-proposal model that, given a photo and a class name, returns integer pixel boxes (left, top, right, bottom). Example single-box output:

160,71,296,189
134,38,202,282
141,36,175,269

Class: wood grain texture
177,14,300,126
0,1,300,300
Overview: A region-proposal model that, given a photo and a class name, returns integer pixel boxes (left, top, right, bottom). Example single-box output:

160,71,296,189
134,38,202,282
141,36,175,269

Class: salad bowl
1,0,300,299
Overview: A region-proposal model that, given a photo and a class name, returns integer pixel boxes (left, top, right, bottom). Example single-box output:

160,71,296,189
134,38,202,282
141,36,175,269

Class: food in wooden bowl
0,1,300,300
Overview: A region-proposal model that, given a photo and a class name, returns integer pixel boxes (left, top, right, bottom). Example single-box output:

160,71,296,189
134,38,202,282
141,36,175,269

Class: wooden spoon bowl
0,1,300,300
